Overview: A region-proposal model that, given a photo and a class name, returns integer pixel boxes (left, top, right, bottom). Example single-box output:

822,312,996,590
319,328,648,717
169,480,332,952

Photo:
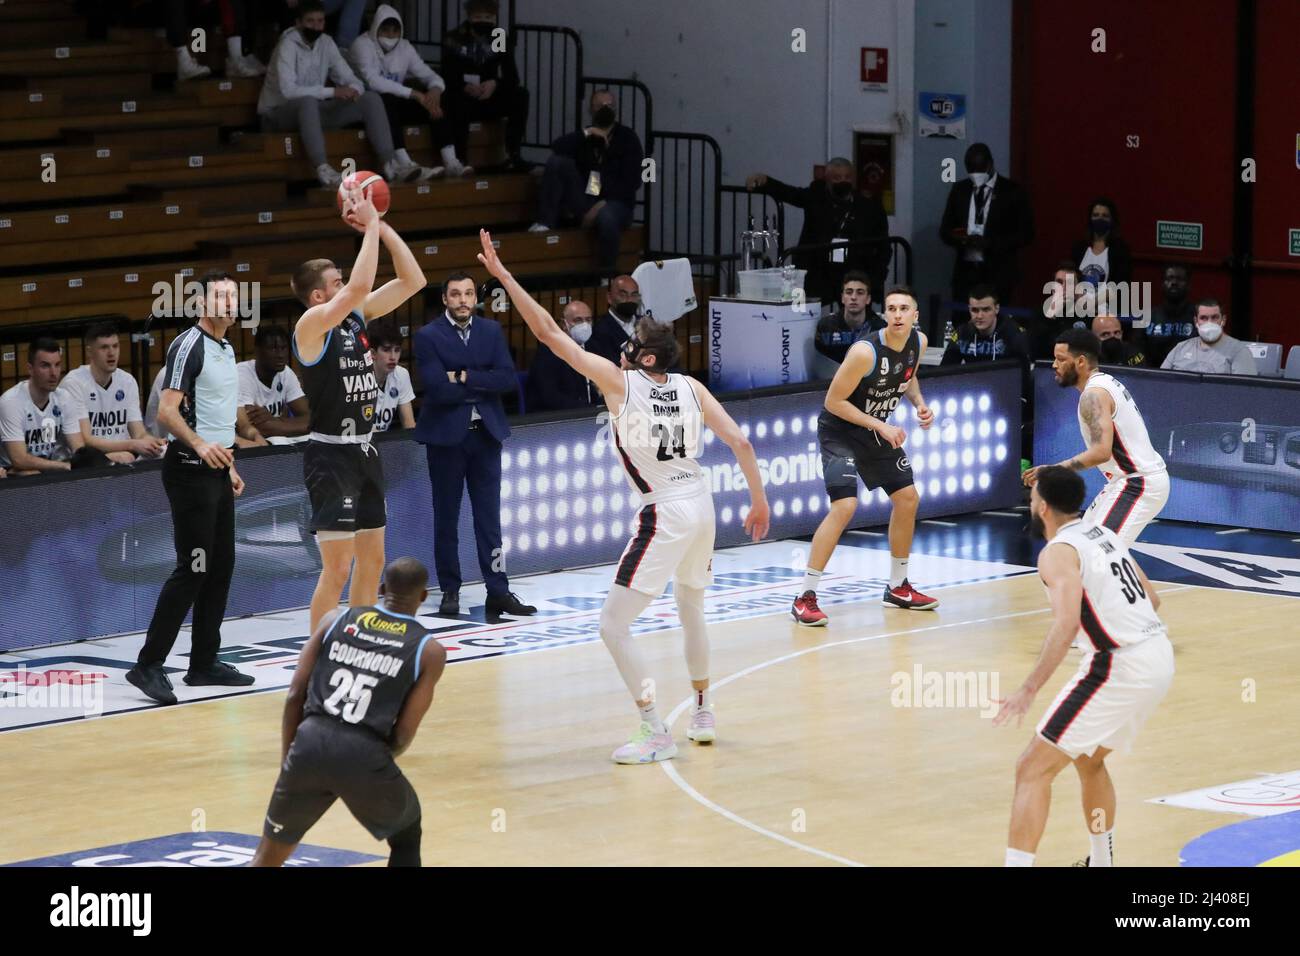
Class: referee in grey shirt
127,271,255,705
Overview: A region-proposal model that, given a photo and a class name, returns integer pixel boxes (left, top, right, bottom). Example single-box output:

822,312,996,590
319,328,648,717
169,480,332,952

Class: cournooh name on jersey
1080,371,1166,482
1049,520,1166,651
61,366,141,441
295,311,379,438
612,369,707,503
304,606,436,739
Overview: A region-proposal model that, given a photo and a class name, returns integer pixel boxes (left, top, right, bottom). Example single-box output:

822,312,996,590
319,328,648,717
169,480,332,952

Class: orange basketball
336,170,391,218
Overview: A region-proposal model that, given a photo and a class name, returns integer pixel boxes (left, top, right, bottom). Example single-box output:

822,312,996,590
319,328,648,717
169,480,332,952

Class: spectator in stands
1161,299,1258,375
1071,196,1132,288
1092,314,1149,368
0,339,86,475
369,321,417,432
1142,263,1196,367
938,143,1035,307
525,300,596,412
441,0,530,173
169,0,265,82
348,5,468,179
815,271,884,365
584,275,642,368
941,286,1031,367
1033,261,1088,359
275,0,368,51
529,90,642,270
257,0,432,187
746,158,891,305
63,322,166,463
237,325,310,443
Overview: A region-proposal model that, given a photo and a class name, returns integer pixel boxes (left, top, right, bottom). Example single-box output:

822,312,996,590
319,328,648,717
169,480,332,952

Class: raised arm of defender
476,228,626,404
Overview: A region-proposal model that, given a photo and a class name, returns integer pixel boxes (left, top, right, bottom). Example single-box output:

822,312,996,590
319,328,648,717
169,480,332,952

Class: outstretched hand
341,183,379,232
476,228,509,280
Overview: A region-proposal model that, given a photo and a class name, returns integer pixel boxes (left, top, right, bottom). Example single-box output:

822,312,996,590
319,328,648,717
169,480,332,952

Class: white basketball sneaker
686,706,716,744
611,722,678,764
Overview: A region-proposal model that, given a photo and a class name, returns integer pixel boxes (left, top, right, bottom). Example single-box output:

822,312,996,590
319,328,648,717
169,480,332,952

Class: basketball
337,170,390,218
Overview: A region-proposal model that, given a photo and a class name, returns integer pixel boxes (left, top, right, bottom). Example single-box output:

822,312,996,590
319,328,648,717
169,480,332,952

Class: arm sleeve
605,130,644,203
407,48,444,91
759,176,809,209
236,364,256,406
464,325,519,393
0,393,24,443
497,45,521,91
166,333,203,395
124,376,143,423
58,389,81,434
551,131,583,157
276,43,332,100
939,185,965,248
1232,345,1259,375
414,331,471,406
396,368,416,404
350,38,414,97
60,376,89,423
328,40,365,92
1159,346,1177,370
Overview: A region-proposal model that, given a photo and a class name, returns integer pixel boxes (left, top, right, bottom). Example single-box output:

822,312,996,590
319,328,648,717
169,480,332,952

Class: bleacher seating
0,2,646,397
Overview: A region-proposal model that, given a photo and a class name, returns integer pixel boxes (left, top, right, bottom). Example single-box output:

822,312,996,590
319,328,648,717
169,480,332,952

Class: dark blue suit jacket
413,312,515,446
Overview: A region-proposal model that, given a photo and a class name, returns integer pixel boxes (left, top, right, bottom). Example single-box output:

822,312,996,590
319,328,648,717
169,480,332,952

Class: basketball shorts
818,420,914,501
303,439,386,533
1083,470,1169,546
262,715,419,844
614,492,716,597
1036,634,1174,759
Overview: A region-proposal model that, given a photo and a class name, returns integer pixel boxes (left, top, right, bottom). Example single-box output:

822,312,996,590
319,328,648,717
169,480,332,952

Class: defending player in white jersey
477,229,771,765
1023,328,1169,545
63,322,165,463
995,466,1174,867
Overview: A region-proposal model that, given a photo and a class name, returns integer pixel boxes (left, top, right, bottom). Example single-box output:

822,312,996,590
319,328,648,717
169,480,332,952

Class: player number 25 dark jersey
304,606,435,740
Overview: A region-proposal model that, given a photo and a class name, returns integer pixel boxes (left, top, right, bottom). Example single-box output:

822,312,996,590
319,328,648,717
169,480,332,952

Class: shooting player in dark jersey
252,557,446,867
792,286,940,626
291,184,428,633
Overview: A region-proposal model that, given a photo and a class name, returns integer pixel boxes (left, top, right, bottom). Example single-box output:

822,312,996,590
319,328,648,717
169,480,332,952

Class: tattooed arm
1060,388,1115,471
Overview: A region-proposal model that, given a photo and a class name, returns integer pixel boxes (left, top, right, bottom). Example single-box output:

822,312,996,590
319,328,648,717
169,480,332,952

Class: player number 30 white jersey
1052,520,1166,651
612,369,707,503
1080,371,1165,482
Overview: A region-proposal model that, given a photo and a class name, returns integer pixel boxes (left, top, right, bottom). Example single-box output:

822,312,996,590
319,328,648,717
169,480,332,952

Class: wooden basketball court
2,569,1293,867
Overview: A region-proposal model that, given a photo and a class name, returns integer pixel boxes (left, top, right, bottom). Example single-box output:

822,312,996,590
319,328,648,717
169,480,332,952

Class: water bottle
943,318,956,343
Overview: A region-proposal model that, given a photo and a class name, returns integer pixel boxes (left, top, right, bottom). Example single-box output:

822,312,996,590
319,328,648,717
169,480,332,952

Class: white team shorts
1083,470,1169,546
613,492,716,597
1036,634,1174,759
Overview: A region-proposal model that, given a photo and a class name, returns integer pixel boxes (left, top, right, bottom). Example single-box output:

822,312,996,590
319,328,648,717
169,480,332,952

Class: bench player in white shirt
237,325,310,445
367,320,416,432
1023,328,1169,545
478,229,771,765
63,322,165,464
0,338,85,475
995,466,1174,867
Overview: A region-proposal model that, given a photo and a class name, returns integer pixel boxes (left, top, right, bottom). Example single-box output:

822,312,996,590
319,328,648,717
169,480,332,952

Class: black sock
387,817,422,867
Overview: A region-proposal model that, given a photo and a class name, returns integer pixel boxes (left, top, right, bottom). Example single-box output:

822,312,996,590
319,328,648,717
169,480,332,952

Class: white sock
692,688,710,712
638,701,665,733
1088,828,1114,867
395,147,413,165
1005,848,1035,867
890,556,908,588
801,566,823,594
226,36,243,59
440,145,459,165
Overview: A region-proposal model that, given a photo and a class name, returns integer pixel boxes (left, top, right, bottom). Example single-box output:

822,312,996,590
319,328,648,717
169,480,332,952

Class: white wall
513,0,916,255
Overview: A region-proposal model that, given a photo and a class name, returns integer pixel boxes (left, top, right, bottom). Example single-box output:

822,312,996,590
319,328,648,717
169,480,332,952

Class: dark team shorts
818,415,915,501
262,715,420,845
303,439,386,533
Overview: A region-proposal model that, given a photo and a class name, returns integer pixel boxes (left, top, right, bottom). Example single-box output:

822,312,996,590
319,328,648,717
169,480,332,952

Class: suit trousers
426,424,508,596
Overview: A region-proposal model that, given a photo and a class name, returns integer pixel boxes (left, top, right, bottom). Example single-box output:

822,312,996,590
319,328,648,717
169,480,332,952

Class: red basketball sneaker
882,579,939,610
791,590,828,626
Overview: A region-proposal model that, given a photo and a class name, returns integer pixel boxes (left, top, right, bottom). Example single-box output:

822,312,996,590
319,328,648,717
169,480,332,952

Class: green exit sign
1156,220,1203,250
1290,229,1300,256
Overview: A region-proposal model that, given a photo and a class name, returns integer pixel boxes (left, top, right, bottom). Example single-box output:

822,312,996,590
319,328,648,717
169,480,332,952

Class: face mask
1100,338,1126,362
613,301,640,320
300,26,323,45
569,321,592,345
969,172,989,188
379,36,399,52
1091,217,1112,236
593,106,616,129
1198,322,1223,343
830,181,853,199
470,20,493,36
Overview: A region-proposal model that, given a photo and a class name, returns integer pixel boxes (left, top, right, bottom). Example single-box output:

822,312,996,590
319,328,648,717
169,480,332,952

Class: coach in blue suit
414,271,537,621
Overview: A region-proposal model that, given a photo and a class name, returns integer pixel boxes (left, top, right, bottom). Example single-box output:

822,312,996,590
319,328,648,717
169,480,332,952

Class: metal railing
513,25,583,153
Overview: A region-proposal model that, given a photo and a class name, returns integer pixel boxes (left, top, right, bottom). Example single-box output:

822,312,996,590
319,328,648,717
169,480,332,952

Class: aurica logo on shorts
355,611,408,635
49,886,151,937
